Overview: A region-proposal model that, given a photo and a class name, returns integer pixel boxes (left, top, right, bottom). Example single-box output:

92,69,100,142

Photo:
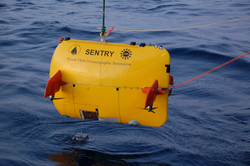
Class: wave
148,4,189,11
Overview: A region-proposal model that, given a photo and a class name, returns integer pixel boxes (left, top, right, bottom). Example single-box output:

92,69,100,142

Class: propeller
146,106,157,113
137,106,158,113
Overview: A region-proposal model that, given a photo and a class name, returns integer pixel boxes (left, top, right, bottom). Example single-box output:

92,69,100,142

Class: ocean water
1,0,250,165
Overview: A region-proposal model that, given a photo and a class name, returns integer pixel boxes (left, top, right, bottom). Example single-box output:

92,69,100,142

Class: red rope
174,51,250,89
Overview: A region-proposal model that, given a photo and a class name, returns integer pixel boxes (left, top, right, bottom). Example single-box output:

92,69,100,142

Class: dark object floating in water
72,132,89,141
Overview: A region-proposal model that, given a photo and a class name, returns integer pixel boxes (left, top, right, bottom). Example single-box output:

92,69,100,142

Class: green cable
101,0,106,36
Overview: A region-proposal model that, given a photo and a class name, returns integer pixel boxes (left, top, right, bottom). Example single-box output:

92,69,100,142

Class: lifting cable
174,51,250,89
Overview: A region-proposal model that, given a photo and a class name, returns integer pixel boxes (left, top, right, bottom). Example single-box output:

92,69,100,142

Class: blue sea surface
1,0,250,165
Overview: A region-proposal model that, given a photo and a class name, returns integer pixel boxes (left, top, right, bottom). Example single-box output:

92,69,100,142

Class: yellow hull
49,39,171,127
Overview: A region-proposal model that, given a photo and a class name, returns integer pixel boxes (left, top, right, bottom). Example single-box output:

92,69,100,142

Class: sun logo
120,48,132,60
